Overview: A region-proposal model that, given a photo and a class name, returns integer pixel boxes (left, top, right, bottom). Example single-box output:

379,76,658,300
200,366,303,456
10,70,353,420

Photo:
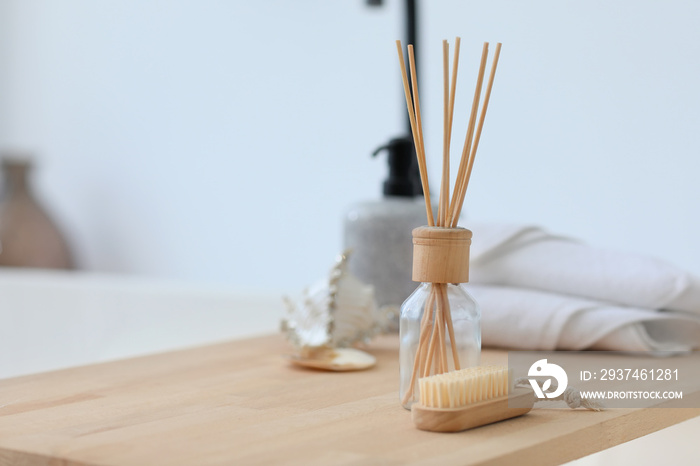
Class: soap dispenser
343,137,432,322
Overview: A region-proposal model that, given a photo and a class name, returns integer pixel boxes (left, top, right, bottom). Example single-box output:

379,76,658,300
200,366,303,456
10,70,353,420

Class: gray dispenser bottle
343,137,432,325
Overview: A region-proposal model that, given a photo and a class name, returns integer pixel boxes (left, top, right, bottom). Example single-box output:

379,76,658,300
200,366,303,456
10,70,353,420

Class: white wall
2,0,699,293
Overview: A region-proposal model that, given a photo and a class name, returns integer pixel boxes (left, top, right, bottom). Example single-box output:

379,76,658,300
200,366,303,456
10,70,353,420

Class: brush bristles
418,365,512,409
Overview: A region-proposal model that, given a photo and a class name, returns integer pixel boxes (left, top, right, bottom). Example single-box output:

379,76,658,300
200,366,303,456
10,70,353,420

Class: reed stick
417,302,432,377
434,298,443,374
450,42,502,226
436,287,448,373
439,40,450,227
408,45,435,227
449,42,489,227
401,286,437,405
422,304,440,377
442,40,462,372
395,40,434,227
447,37,461,144
441,284,461,370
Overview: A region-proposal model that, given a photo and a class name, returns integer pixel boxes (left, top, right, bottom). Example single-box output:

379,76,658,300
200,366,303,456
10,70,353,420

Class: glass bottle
0,156,75,269
399,227,481,409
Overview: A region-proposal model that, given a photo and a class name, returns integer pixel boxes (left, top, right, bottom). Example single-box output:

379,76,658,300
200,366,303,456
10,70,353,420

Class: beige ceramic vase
0,157,74,269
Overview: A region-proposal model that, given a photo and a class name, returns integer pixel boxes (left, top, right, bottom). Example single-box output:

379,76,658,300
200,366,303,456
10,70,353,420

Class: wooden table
1,334,698,465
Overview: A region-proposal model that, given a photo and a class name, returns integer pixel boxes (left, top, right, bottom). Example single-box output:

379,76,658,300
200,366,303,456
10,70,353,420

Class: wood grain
411,226,471,284
0,334,698,466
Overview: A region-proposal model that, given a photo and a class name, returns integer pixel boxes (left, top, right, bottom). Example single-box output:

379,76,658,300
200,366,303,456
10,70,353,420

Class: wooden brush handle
412,226,472,284
411,388,535,433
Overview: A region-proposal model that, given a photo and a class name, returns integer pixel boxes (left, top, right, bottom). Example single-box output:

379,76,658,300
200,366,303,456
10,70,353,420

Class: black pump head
372,137,419,197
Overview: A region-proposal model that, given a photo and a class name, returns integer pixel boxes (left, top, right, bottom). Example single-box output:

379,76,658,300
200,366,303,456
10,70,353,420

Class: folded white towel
468,284,700,352
464,223,700,351
469,223,700,313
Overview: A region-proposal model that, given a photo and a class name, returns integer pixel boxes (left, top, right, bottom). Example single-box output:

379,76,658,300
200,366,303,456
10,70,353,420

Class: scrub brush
411,365,535,432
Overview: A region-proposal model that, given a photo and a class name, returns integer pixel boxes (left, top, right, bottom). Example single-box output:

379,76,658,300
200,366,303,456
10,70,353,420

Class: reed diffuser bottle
400,227,480,408
394,37,501,408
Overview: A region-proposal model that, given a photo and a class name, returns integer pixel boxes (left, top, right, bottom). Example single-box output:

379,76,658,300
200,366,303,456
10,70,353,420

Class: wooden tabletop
1,334,698,466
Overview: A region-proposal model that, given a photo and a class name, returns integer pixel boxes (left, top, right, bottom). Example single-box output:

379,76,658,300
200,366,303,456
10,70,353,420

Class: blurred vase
0,157,75,269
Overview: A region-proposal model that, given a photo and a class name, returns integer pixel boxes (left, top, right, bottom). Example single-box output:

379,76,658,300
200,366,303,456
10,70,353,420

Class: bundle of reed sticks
397,38,501,405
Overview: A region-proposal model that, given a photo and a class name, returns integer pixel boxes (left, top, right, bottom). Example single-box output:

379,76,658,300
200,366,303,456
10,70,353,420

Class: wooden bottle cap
412,226,472,283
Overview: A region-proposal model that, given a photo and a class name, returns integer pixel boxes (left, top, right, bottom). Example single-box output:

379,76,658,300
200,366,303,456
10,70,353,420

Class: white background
1,0,699,293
